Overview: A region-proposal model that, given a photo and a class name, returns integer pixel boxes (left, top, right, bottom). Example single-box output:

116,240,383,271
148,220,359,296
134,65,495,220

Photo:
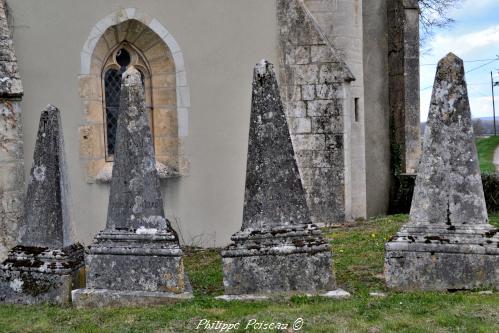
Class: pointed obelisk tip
42,104,59,114
254,59,274,78
122,66,142,87
437,52,464,72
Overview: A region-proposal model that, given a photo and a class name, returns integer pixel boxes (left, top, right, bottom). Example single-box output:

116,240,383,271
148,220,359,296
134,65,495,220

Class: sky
420,0,499,122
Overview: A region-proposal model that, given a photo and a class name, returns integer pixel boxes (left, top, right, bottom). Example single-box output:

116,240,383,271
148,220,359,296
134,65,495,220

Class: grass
0,214,498,332
476,136,499,172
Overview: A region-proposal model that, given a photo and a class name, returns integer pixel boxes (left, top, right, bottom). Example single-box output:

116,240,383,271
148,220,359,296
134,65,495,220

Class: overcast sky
420,0,499,122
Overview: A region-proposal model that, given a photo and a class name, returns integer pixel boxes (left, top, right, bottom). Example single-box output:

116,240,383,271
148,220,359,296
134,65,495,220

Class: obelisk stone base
73,231,192,307
0,244,85,305
222,224,335,295
385,226,499,291
223,252,333,295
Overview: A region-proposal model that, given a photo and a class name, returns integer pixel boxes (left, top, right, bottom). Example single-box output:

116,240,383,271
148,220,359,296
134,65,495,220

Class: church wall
8,0,278,247
362,0,392,216
304,0,368,220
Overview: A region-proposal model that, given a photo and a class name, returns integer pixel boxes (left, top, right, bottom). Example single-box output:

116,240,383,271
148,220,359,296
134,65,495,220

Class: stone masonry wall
303,0,368,220
0,0,24,261
277,0,354,224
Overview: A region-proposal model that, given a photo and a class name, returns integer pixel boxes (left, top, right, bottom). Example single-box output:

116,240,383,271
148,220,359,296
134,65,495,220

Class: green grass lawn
0,214,498,333
476,136,499,172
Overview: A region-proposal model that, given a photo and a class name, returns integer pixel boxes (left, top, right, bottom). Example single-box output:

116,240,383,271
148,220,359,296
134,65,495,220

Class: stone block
102,27,118,48
150,56,176,74
0,244,85,305
0,162,24,192
151,73,176,89
86,249,189,293
153,108,178,137
79,124,104,159
153,88,176,107
82,99,103,123
222,250,334,295
325,134,344,152
292,134,325,150
304,0,338,12
0,267,84,305
301,84,315,100
92,38,109,62
385,242,499,290
311,45,334,63
288,117,311,134
319,63,345,84
294,46,310,65
284,101,307,117
293,64,319,85
78,75,102,99
311,116,343,134
125,20,147,43
316,84,340,99
307,100,341,117
144,42,171,63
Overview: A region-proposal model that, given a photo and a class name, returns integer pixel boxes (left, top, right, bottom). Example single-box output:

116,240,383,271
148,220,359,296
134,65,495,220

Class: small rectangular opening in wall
354,98,359,122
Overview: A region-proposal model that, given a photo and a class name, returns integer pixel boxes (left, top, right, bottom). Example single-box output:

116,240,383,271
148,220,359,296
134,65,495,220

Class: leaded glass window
102,44,152,160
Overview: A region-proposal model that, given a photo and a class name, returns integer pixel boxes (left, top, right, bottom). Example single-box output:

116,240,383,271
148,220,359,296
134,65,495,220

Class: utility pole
491,71,497,136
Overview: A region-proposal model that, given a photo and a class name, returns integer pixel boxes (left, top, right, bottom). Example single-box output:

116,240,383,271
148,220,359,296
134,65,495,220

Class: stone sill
95,161,181,183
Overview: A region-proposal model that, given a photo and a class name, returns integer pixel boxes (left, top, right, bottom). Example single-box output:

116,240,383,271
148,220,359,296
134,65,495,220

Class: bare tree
473,118,485,137
419,0,462,44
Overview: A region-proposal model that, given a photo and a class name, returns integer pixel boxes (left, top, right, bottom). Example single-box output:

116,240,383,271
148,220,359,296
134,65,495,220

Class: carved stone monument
220,61,336,297
72,67,191,307
385,53,499,290
0,105,85,304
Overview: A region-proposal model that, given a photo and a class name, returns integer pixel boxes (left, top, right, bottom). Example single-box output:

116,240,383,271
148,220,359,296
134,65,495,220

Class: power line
421,58,499,91
421,58,499,66
466,58,499,74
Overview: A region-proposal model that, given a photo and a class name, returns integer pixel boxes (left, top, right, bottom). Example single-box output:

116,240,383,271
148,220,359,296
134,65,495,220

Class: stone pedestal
384,53,499,291
73,67,191,307
222,224,334,295
0,106,85,304
73,230,192,307
385,225,499,290
0,245,84,304
221,61,335,297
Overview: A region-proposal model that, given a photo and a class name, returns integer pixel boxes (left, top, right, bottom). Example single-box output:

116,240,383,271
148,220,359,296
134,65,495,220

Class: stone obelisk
0,105,85,305
221,61,336,297
385,53,499,290
73,67,191,307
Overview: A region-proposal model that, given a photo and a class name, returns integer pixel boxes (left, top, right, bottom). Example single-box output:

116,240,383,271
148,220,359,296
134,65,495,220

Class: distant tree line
421,119,498,137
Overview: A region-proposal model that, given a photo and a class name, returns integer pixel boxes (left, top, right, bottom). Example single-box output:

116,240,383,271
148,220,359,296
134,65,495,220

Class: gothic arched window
80,17,186,183
102,43,152,160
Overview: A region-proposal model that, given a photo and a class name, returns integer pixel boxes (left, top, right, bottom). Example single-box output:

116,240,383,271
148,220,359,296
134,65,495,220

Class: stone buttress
0,0,25,262
221,61,335,296
384,53,499,291
0,105,85,305
72,67,192,307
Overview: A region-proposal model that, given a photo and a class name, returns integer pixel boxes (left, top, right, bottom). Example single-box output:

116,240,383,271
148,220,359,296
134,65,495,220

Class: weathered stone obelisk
72,67,191,307
0,105,85,304
385,53,499,290
220,61,336,297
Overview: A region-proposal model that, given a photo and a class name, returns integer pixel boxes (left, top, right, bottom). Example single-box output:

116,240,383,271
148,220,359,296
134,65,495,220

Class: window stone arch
78,9,189,183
